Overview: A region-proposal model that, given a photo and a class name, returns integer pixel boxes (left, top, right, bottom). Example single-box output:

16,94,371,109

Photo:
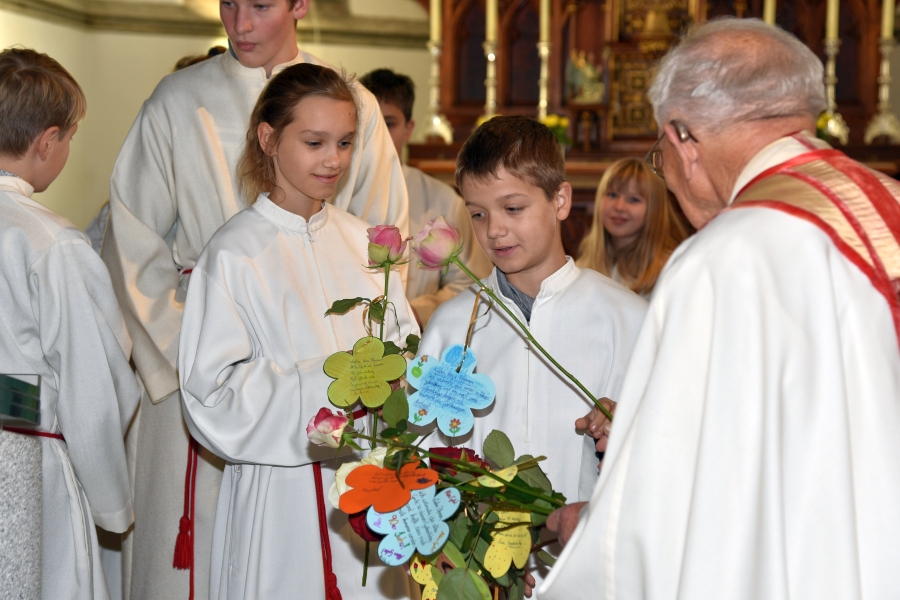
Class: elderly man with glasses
536,17,900,600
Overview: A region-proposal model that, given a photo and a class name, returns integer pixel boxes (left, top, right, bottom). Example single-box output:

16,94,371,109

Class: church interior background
2,0,898,254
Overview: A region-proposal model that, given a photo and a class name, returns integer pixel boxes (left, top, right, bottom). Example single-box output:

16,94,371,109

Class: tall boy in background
0,47,140,600
416,116,648,596
360,68,491,326
101,2,408,599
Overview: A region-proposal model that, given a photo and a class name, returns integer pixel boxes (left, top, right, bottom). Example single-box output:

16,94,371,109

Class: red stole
729,139,900,349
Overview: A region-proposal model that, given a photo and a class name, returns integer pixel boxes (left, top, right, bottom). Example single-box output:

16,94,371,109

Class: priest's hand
576,398,616,454
546,502,587,547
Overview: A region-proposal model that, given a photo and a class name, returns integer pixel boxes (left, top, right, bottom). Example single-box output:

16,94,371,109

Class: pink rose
306,407,350,449
411,217,463,271
367,225,407,266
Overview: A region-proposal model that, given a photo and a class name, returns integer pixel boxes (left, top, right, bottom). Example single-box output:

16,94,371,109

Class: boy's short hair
358,69,415,121
0,47,86,159
456,115,565,200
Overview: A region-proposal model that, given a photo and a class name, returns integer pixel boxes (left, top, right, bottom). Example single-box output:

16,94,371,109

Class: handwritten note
407,345,495,437
324,337,407,408
367,486,462,566
339,463,439,514
483,510,532,578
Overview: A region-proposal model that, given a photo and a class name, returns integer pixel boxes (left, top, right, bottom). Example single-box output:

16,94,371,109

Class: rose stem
451,258,613,422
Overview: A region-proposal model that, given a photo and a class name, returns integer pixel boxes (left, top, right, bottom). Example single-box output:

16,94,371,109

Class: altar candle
826,0,839,40
430,0,442,44
486,0,498,43
763,0,776,24
540,0,550,43
882,0,895,39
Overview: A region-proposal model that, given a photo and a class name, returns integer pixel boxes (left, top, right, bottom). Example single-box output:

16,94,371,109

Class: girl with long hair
177,63,418,599
577,158,689,296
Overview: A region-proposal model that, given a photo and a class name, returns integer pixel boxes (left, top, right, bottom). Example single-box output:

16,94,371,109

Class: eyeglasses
644,120,697,178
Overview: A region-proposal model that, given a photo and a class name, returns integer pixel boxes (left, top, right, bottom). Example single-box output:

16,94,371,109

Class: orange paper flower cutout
339,463,439,514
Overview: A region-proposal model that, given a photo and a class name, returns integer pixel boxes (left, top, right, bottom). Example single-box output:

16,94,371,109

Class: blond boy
0,47,140,600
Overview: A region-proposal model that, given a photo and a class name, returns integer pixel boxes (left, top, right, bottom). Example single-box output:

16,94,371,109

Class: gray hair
647,18,826,132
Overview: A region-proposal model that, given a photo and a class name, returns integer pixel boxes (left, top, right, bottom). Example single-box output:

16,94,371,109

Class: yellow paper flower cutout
476,465,518,488
483,511,532,578
410,554,439,600
324,337,407,408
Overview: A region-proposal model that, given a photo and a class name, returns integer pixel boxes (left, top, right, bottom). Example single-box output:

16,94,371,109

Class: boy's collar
490,257,579,301
0,174,35,199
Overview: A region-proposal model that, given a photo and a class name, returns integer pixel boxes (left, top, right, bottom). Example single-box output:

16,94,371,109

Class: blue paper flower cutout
406,344,496,437
367,485,462,566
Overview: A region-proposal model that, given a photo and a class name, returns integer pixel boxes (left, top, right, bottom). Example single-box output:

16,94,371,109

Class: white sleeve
102,102,182,403
32,240,140,533
178,268,346,467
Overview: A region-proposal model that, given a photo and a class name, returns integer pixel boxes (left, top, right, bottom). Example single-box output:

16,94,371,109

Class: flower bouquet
308,219,607,599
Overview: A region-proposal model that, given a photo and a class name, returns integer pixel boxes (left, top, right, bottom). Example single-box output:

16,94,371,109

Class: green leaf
436,568,491,600
324,297,366,316
369,301,385,323
508,577,525,600
382,388,409,428
405,334,421,356
399,433,419,445
531,511,547,528
515,455,552,493
537,549,557,567
382,340,403,355
380,427,401,438
343,437,364,452
473,537,490,565
429,565,443,587
482,430,515,469
448,512,469,547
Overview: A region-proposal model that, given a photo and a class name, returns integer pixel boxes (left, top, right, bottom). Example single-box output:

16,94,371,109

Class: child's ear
554,181,573,221
257,122,276,156
35,127,61,161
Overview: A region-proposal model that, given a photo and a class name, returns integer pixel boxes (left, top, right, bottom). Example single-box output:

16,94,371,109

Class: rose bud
428,446,489,476
411,217,463,270
367,225,407,266
306,407,350,449
349,510,384,542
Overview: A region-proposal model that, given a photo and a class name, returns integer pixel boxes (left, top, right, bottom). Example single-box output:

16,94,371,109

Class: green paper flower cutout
324,337,407,408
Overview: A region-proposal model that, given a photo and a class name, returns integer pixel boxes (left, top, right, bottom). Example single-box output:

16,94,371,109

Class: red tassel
173,436,199,600
324,573,343,600
173,516,193,569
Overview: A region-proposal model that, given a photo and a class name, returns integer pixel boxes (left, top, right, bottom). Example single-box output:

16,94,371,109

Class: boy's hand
575,398,616,454
545,502,587,547
524,572,536,598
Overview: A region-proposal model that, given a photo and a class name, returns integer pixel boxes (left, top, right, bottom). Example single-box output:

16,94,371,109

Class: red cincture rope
173,435,199,600
313,407,366,600
173,265,198,599
2,426,64,440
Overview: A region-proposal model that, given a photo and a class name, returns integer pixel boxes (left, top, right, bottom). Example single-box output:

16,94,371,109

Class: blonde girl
577,158,688,296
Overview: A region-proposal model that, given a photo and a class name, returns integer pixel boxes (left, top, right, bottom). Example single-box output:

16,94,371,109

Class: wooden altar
408,0,900,254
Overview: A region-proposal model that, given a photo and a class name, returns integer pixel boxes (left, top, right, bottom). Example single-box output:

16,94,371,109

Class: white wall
0,8,430,228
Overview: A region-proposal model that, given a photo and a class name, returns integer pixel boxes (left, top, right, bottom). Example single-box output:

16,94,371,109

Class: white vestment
539,137,900,599
402,165,491,325
179,198,419,599
0,176,140,600
418,260,647,594
101,47,409,600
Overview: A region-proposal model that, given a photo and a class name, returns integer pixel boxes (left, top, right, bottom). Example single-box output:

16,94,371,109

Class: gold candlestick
537,42,550,121
763,0,776,24
538,0,550,120
822,38,850,145
481,41,498,121
425,42,453,143
865,38,900,144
